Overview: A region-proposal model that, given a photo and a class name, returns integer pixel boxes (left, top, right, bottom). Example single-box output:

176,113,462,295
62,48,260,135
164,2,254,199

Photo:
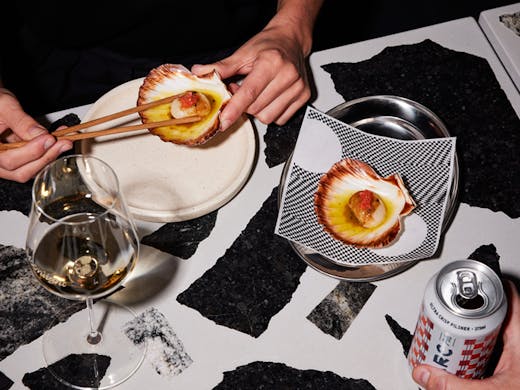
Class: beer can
408,259,507,379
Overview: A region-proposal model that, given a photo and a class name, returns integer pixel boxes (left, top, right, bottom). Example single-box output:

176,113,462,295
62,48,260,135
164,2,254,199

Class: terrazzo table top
1,17,519,390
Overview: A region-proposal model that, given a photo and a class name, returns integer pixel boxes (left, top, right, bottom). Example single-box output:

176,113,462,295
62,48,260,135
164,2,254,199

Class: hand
0,88,73,182
192,26,310,130
192,0,323,130
412,279,520,389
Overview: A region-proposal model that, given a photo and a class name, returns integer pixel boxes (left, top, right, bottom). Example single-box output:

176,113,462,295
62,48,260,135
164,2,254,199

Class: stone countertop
0,17,519,390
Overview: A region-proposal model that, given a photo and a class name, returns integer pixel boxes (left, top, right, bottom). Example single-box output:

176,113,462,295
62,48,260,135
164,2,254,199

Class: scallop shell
314,158,416,248
138,64,232,145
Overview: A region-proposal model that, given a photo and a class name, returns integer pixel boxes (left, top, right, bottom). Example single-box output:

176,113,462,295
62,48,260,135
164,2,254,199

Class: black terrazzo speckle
385,314,413,357
141,211,217,259
123,307,192,377
0,371,13,390
47,113,81,132
322,39,520,218
0,245,84,361
177,186,307,337
0,179,32,214
22,354,110,390
500,12,520,36
468,243,502,278
264,105,307,168
213,361,376,389
307,281,377,339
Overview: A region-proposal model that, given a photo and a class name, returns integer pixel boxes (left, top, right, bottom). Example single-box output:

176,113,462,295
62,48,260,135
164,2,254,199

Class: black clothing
313,0,516,52
1,0,515,116
1,0,276,115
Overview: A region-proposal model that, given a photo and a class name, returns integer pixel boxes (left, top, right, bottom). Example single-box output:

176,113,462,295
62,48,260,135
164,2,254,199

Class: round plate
80,78,256,223
280,95,459,281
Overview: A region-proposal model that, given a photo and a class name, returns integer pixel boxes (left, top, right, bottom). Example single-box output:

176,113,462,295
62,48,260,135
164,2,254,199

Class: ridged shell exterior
138,64,232,145
314,158,416,248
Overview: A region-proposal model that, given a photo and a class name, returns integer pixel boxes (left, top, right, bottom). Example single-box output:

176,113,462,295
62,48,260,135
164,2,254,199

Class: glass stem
86,297,102,345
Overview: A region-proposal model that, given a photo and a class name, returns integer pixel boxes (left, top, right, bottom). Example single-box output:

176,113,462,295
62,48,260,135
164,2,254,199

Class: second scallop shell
314,158,416,248
138,64,232,145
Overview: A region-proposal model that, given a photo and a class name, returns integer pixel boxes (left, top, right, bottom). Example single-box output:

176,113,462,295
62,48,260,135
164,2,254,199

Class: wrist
271,0,323,55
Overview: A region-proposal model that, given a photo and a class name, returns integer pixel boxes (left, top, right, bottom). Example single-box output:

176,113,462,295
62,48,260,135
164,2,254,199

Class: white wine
26,155,145,389
30,209,137,300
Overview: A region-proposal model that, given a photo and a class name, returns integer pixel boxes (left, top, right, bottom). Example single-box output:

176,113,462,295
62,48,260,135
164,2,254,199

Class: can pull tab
457,270,479,299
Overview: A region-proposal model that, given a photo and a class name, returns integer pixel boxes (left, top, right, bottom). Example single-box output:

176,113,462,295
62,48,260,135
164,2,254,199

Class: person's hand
192,0,323,130
0,88,73,182
412,279,520,389
192,25,310,130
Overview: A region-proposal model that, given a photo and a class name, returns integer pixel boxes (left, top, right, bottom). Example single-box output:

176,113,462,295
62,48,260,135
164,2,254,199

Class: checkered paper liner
275,106,457,265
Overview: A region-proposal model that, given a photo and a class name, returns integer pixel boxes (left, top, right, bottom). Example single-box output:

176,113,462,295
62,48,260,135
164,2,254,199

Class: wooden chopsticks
0,94,200,151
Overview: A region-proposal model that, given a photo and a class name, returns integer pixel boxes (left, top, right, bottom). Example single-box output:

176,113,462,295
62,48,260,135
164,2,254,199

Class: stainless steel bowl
280,95,460,282
327,95,450,139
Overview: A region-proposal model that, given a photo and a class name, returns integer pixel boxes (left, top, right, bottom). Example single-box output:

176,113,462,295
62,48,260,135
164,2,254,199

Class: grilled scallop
314,158,416,248
138,64,232,145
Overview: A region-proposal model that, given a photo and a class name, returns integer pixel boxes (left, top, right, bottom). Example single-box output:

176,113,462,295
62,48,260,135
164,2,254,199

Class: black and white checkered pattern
276,107,457,265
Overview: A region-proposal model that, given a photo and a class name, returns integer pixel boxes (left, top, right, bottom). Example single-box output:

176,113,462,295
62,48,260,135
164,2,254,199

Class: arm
192,0,324,130
273,0,323,56
0,85,72,182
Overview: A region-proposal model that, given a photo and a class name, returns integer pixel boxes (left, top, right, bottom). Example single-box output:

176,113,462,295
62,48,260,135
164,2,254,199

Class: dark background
312,0,516,51
0,0,517,115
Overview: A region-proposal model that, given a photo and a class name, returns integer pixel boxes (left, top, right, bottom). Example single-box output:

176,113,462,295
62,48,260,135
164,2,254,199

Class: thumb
191,56,244,81
412,365,490,390
0,90,46,139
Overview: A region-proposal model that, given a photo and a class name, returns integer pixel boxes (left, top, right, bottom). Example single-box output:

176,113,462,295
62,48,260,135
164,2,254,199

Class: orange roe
358,190,374,210
179,91,200,108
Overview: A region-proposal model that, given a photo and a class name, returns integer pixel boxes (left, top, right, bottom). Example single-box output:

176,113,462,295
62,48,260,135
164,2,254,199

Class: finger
0,137,72,183
191,63,219,76
501,280,520,352
273,94,309,126
412,364,492,390
228,82,240,94
253,77,309,125
192,56,250,81
0,140,73,183
245,68,301,116
219,67,274,130
0,134,56,169
0,92,46,140
3,131,22,143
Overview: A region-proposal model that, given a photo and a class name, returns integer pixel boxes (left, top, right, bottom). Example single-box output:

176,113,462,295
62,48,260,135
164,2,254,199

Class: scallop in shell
138,64,232,145
314,158,416,248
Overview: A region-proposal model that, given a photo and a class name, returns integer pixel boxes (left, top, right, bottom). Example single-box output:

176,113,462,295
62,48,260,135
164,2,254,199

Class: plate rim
79,78,257,223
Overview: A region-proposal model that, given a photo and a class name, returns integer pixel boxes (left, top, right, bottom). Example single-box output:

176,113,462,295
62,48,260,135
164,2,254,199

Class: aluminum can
408,259,507,379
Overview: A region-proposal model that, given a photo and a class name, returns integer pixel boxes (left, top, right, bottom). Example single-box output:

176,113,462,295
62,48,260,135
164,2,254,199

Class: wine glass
25,154,145,389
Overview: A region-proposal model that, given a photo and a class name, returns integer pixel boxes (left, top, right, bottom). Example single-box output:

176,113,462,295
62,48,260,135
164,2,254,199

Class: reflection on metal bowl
280,95,460,282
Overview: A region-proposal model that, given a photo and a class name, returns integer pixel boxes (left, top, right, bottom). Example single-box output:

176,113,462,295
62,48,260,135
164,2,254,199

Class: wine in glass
26,154,145,389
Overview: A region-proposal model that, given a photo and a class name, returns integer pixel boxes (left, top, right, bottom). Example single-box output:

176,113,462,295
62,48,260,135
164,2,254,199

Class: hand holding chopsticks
0,94,200,151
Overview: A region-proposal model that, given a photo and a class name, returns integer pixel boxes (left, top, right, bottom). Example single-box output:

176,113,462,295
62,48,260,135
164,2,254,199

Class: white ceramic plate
79,78,256,223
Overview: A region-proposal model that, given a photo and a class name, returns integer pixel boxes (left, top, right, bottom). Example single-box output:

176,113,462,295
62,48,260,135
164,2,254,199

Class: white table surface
479,2,520,92
1,16,519,390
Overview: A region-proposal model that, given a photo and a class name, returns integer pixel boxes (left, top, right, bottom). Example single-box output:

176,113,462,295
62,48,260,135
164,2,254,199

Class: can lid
436,260,504,318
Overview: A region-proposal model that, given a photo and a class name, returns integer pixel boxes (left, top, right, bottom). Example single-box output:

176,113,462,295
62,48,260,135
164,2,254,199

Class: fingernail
416,367,430,386
59,143,73,153
220,118,231,131
43,137,56,150
29,126,47,137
